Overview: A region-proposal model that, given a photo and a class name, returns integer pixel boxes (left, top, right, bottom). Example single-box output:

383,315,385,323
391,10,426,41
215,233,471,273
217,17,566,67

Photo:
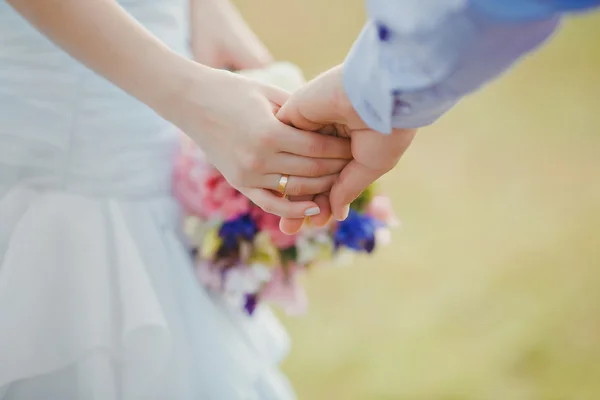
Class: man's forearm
343,0,600,134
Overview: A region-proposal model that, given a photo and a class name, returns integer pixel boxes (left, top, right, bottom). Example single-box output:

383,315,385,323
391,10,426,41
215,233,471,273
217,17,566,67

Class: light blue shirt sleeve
343,0,600,134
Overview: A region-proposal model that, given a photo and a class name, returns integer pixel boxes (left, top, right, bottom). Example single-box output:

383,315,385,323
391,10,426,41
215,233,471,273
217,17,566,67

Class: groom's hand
276,65,416,234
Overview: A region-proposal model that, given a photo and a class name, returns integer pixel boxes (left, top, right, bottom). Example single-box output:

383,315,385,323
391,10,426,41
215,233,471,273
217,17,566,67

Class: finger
276,96,325,132
330,160,384,221
269,90,352,160
261,83,291,108
279,217,304,235
266,154,348,177
261,174,337,197
279,193,331,234
276,66,355,129
308,193,332,228
271,124,352,159
279,194,313,234
244,189,322,219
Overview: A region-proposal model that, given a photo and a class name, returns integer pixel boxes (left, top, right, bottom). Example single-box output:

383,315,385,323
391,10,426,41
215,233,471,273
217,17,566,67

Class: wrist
151,56,213,129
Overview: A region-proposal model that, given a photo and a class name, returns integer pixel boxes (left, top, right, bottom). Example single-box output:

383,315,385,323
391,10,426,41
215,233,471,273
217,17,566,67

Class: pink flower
251,207,297,248
173,148,250,220
261,265,307,316
201,170,251,220
367,196,400,227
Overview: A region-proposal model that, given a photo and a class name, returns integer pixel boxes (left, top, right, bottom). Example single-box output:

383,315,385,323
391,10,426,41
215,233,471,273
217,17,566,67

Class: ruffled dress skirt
0,139,295,399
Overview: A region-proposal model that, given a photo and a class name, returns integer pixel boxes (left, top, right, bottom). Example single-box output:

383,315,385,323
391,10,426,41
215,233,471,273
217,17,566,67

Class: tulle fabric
0,183,294,399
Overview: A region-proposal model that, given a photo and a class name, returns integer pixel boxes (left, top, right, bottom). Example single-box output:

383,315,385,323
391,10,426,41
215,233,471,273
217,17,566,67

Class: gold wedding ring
277,174,289,197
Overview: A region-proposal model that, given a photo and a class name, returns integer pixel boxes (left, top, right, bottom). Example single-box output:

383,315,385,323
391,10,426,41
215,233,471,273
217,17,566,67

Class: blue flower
333,210,381,254
218,214,258,251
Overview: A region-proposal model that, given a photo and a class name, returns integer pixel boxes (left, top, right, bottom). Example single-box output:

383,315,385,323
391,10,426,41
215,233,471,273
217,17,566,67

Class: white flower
296,235,320,265
333,249,355,267
238,62,306,92
296,228,334,265
224,268,254,295
250,263,272,283
375,228,392,246
223,264,272,296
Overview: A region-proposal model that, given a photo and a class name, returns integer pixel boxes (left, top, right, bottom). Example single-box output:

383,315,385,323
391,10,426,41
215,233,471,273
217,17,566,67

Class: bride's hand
174,66,352,218
189,0,272,69
6,0,347,219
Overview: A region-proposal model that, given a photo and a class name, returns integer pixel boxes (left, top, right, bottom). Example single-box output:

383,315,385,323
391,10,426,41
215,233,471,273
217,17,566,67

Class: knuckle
260,203,275,215
240,152,263,172
308,138,325,156
227,168,245,188
320,175,336,192
306,160,325,177
257,129,277,148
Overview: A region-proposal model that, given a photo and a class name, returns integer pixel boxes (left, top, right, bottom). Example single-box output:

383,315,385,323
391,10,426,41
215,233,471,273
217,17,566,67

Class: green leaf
350,184,375,212
280,246,298,267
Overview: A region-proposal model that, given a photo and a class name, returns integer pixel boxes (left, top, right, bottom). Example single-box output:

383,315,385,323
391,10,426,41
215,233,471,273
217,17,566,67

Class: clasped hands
275,65,416,234
238,64,417,234
186,47,414,234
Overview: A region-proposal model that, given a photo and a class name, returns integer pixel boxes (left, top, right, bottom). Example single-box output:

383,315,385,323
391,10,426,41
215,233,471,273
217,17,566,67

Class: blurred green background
235,2,600,399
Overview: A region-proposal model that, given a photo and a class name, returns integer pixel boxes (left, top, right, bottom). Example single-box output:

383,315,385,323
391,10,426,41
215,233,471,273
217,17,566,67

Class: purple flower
244,293,259,315
333,210,381,253
218,213,258,251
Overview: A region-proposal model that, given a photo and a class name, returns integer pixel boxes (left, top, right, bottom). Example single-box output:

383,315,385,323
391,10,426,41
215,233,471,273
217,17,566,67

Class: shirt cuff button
393,98,412,115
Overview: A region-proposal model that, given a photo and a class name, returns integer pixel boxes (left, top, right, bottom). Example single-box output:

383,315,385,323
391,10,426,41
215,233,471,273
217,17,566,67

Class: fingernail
304,207,321,217
335,204,350,221
279,221,290,235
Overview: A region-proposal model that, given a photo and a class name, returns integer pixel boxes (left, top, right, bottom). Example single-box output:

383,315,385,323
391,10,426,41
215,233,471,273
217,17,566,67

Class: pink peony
173,150,250,220
251,207,297,248
261,265,307,316
366,196,400,227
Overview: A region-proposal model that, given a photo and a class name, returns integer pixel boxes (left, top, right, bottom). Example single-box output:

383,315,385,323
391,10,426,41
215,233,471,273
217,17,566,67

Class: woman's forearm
7,0,200,123
5,0,357,220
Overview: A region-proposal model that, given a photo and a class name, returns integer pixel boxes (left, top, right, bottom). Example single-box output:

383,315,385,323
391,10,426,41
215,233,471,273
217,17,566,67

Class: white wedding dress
0,1,295,399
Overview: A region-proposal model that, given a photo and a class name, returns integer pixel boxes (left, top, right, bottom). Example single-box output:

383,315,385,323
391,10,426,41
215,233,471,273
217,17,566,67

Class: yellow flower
316,239,335,261
249,232,280,267
201,226,222,259
184,216,204,247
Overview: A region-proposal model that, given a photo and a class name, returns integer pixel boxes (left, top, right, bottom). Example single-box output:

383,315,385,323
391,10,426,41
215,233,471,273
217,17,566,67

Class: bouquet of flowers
172,62,399,316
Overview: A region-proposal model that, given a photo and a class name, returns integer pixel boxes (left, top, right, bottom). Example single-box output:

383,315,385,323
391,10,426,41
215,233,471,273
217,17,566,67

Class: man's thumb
330,160,380,221
276,96,324,131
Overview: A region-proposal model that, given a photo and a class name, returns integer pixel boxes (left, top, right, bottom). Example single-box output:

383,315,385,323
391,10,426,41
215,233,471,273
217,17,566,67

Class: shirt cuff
343,24,394,134
342,20,465,133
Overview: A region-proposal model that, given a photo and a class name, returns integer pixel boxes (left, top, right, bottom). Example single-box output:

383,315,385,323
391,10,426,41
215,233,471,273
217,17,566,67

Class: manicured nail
304,207,321,217
335,204,350,221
